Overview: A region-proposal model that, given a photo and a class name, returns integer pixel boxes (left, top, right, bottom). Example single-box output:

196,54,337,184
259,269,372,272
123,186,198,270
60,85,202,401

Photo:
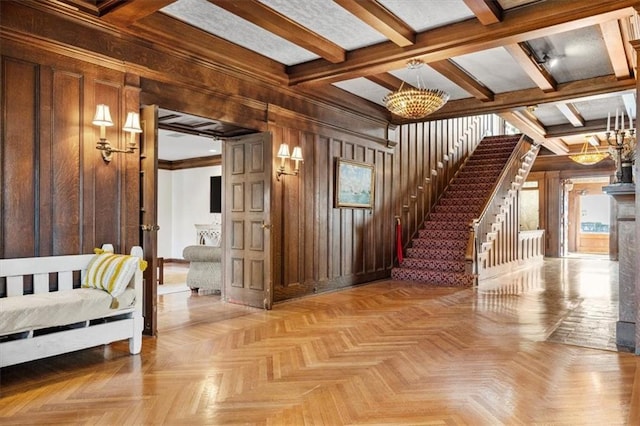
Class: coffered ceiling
58,0,639,157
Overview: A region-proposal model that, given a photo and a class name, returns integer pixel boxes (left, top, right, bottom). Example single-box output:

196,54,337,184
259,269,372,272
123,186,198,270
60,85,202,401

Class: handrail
472,135,534,254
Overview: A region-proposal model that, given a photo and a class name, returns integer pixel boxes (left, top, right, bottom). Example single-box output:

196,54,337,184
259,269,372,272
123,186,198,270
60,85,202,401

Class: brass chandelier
383,59,450,120
568,136,609,165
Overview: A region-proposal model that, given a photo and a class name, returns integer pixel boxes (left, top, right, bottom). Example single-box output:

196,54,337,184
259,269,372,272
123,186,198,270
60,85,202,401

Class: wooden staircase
392,134,539,286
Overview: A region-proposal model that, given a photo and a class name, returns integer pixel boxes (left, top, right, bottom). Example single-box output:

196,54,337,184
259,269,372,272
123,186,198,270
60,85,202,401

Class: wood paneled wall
270,113,501,302
1,42,140,259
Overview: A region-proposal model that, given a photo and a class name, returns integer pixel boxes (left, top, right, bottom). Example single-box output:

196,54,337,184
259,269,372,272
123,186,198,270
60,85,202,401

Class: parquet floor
1,258,638,425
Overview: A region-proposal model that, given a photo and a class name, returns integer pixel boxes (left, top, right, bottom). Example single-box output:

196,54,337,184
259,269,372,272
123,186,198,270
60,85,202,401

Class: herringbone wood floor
1,258,638,425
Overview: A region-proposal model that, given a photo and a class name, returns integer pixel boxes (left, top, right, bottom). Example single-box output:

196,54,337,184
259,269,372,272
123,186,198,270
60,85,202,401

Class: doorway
148,107,273,333
564,177,612,257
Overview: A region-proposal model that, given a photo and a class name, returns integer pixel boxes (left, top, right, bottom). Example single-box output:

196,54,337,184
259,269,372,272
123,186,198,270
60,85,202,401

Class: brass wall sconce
92,104,142,163
276,143,303,180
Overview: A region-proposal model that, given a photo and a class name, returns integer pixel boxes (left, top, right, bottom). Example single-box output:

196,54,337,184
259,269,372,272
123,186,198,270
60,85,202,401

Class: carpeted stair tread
406,247,465,260
391,268,475,287
439,197,485,206
401,258,466,273
433,205,482,215
412,238,468,250
423,221,469,231
416,229,470,240
428,212,477,222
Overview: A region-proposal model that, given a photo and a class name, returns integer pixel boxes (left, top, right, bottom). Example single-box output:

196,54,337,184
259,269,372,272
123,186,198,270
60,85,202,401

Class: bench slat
7,276,23,297
33,274,49,294
58,271,74,291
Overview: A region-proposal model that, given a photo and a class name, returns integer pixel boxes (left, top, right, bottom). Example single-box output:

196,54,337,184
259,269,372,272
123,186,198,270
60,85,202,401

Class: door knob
261,222,271,229
141,224,160,231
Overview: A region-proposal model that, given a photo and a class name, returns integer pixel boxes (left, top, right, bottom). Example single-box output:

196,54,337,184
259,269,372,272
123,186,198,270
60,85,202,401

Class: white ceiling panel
377,0,475,32
333,78,391,106
162,0,318,65
260,0,387,50
452,47,538,93
528,25,614,84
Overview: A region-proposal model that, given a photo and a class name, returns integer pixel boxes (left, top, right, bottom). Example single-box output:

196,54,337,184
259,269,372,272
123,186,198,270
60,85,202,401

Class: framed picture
335,158,375,209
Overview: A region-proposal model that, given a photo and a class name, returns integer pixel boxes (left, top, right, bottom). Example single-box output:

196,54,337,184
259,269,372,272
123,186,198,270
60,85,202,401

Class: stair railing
467,135,537,280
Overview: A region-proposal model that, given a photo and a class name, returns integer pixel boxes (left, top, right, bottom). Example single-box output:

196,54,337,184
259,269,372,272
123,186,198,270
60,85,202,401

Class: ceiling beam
600,19,632,79
365,73,412,91
420,75,636,121
546,119,608,138
462,0,502,25
428,60,494,101
333,0,415,47
504,43,557,92
100,0,176,26
288,0,637,85
207,0,346,63
499,111,569,154
556,103,585,127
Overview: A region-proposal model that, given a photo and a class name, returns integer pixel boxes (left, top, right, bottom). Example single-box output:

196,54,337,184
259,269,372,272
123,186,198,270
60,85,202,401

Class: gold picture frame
335,158,375,209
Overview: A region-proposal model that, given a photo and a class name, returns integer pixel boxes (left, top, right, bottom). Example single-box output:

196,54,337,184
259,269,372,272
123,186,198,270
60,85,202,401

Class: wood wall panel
51,71,82,255
1,58,38,258
1,44,140,259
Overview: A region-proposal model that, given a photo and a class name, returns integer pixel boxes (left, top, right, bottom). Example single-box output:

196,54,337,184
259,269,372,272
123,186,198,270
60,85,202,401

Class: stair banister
471,135,534,270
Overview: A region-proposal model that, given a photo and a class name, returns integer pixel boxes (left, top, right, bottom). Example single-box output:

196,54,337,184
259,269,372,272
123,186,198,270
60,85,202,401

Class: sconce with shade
276,143,303,180
92,104,142,163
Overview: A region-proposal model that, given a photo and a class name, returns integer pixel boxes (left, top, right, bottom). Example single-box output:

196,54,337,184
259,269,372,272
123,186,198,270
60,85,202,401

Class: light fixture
606,108,636,183
568,136,609,166
383,59,450,120
540,53,558,68
92,105,142,163
276,143,303,180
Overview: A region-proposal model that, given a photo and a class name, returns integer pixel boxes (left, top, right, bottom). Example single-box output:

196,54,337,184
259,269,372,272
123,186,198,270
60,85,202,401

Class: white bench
0,245,144,367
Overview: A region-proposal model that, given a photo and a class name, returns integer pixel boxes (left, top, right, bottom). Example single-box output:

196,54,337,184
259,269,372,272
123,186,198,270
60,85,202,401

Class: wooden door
223,132,273,309
140,105,159,335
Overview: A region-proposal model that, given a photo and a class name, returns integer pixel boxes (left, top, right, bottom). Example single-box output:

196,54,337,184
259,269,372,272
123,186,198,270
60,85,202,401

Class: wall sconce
92,104,142,163
276,143,303,180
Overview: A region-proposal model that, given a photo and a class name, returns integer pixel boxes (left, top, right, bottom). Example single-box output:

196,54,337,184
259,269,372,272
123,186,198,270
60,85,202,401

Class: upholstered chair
182,245,222,293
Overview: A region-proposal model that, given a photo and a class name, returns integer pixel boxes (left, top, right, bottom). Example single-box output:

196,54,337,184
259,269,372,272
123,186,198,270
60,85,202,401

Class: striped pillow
82,253,140,297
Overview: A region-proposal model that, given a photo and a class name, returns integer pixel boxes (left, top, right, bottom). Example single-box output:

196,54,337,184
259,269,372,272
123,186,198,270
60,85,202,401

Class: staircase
391,135,523,286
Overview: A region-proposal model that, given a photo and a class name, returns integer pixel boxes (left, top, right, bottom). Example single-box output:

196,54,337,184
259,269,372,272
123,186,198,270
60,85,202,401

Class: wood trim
556,103,585,127
428,60,494,101
504,43,557,92
426,75,636,122
208,0,345,63
600,19,632,79
158,155,222,171
333,0,415,47
463,0,503,25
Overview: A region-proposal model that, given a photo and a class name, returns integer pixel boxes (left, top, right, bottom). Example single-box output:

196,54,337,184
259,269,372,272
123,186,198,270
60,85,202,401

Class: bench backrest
0,245,143,298
1,254,95,297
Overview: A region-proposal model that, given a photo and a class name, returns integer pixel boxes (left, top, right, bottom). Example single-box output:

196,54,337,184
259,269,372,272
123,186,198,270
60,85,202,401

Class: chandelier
568,136,609,165
383,59,450,120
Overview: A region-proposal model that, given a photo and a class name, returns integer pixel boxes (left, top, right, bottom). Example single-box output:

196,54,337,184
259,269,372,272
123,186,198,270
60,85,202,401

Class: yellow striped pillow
82,253,139,297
